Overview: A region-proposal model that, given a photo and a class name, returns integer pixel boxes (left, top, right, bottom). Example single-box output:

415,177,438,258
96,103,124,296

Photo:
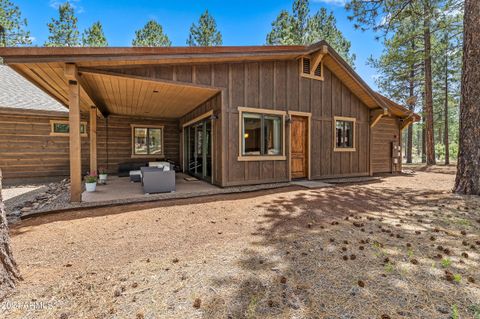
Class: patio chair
140,167,175,194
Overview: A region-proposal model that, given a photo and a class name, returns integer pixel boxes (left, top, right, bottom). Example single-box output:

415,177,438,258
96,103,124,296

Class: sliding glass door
185,119,212,182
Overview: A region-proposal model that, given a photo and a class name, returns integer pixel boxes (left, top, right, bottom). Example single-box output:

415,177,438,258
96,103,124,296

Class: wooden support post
89,106,97,174
66,64,82,202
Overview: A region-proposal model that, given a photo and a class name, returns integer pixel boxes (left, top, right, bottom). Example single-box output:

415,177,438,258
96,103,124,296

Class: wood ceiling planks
79,72,218,118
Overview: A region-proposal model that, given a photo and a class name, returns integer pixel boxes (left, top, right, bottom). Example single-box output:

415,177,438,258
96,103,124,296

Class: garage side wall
371,116,401,174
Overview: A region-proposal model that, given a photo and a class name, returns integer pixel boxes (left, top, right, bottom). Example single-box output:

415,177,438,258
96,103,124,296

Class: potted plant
98,167,108,184
84,172,97,192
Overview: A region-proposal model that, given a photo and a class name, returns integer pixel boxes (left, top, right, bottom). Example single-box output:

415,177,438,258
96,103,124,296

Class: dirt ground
1,166,479,319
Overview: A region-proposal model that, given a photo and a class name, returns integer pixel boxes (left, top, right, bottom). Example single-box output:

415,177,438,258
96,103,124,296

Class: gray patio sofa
140,167,175,194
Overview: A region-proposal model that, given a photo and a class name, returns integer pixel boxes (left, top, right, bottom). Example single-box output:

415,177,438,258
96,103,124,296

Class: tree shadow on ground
10,186,305,236
204,185,480,318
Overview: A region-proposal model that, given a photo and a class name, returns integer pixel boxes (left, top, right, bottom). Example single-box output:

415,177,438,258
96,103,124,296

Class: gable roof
0,65,67,113
0,42,418,120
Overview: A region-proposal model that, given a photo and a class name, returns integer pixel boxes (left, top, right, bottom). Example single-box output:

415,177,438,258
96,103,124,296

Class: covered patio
1,52,231,202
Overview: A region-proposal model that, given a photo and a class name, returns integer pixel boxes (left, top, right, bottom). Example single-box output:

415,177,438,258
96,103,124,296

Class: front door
290,115,308,179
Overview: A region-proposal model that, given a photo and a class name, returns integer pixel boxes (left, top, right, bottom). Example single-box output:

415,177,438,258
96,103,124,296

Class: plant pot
85,182,97,192
99,174,108,184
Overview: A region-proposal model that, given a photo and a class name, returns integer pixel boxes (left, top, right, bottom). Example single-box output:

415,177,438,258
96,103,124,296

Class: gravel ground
1,167,479,319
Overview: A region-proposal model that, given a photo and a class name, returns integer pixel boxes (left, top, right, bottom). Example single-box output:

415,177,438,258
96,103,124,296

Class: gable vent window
302,57,311,74
300,56,323,80
314,63,322,77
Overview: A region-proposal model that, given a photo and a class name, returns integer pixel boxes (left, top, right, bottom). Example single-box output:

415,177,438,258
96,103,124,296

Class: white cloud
49,0,85,14
311,0,347,6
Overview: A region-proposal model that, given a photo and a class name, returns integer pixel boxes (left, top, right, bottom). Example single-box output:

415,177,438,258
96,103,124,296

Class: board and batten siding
371,116,401,173
105,60,372,186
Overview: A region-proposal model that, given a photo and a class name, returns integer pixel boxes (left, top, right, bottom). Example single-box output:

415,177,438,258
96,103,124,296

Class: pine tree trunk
422,119,426,163
407,120,413,163
455,0,480,195
407,63,415,164
444,33,450,165
0,169,21,300
423,3,436,165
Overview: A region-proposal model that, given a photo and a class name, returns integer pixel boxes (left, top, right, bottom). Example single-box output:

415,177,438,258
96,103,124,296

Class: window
239,107,285,160
131,125,164,157
50,120,87,136
334,117,356,151
300,57,323,80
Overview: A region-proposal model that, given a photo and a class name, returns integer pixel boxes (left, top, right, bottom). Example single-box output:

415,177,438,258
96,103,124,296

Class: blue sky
15,0,383,89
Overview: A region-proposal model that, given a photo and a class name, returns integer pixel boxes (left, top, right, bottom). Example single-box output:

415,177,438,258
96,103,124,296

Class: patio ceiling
79,70,219,118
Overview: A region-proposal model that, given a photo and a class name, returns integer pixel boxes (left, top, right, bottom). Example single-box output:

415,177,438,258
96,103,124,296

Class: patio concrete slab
82,173,218,203
290,180,333,189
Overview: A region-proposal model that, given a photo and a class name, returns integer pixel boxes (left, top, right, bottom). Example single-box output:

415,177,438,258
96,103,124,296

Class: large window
132,125,164,157
334,117,355,151
50,120,87,137
239,108,285,160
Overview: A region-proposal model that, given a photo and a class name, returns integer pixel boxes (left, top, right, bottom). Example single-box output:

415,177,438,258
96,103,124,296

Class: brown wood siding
96,115,179,174
0,110,90,180
105,61,372,186
371,116,401,173
0,110,179,180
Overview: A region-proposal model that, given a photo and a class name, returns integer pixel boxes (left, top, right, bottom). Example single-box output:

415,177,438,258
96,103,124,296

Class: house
0,41,419,202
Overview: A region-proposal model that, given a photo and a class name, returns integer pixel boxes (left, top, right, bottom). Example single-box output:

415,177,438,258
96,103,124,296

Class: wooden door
291,116,308,179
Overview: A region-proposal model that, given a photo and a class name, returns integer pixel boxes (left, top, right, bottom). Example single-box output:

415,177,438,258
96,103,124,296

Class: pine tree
132,20,171,47
82,21,108,47
0,0,31,47
266,0,355,66
44,1,80,47
367,13,424,163
346,0,463,165
266,10,294,45
187,10,222,46
306,8,356,65
454,0,480,195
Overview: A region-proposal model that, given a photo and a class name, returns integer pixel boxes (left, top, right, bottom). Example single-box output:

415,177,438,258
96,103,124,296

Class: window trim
333,116,356,152
50,120,87,137
238,107,286,161
131,124,165,158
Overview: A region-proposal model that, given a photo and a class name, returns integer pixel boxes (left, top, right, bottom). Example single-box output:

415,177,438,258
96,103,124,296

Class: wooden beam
310,45,328,75
89,106,97,174
76,74,110,117
400,116,415,131
68,78,82,203
65,63,77,81
370,108,387,128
